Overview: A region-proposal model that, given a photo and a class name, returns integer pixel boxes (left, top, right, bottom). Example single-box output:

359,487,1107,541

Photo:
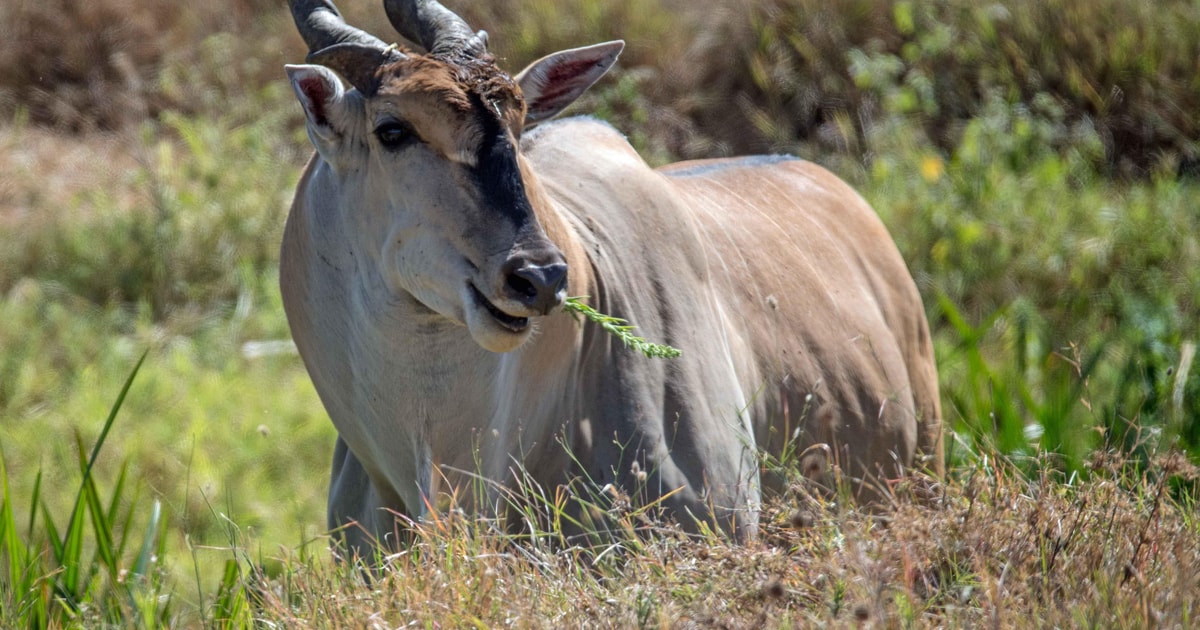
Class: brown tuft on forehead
445,55,521,107
376,52,523,121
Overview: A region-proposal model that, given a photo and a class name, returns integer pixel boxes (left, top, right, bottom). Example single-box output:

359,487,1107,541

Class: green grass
0,100,1195,626
4,372,1197,626
563,296,682,359
1,0,1199,625
851,110,1200,468
0,352,174,627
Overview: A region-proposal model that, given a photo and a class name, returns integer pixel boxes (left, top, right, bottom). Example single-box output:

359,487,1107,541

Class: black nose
504,260,568,315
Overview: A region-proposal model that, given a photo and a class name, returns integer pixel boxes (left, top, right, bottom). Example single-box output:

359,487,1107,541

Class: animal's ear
286,64,350,156
515,40,625,127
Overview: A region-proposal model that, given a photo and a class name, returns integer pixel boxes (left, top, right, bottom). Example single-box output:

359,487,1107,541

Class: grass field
1,0,1198,626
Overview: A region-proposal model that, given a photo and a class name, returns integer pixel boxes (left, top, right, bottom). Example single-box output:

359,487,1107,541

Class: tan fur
283,57,941,559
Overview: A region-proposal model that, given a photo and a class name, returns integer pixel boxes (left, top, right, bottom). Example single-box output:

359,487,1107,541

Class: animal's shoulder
521,116,636,158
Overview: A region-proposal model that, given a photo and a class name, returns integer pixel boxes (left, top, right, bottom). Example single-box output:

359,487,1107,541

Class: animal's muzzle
502,253,568,316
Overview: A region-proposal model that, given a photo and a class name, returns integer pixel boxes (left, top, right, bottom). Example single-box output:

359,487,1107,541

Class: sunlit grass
1,0,1199,625
2,105,1196,624
4,369,1196,626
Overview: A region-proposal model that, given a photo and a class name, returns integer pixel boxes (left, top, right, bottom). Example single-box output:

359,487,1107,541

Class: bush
6,0,1198,175
0,0,294,131
683,0,1200,174
0,107,299,318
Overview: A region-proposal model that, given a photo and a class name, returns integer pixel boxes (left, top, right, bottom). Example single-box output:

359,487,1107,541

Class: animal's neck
519,155,595,299
355,279,589,503
286,155,597,514
377,161,597,488
343,288,506,509
372,304,488,382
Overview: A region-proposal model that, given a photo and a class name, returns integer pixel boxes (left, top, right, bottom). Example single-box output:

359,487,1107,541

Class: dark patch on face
468,91,533,227
373,53,532,227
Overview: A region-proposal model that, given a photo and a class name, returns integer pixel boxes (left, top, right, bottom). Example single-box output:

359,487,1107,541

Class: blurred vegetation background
0,0,1198,608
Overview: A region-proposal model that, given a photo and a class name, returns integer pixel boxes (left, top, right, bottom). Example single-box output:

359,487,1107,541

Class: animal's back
524,118,942,499
662,157,943,486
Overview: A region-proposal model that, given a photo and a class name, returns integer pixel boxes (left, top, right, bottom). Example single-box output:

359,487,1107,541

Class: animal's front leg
327,436,414,561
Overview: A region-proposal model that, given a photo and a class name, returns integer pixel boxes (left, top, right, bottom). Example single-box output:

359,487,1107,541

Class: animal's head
285,0,623,352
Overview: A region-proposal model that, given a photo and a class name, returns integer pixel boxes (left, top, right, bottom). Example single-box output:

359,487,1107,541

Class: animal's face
285,0,622,352
288,57,559,352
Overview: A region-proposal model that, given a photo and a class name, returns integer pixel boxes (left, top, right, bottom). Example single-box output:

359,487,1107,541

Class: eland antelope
282,0,943,557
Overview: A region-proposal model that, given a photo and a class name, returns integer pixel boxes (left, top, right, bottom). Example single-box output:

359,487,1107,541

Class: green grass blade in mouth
562,296,681,359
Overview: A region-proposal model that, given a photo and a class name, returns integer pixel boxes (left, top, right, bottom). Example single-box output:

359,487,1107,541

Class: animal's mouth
469,284,530,333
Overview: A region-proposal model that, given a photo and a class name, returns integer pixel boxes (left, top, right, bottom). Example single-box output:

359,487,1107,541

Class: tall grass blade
39,503,62,566
115,477,144,569
81,454,117,580
77,350,148,502
0,452,31,606
58,432,90,604
213,558,246,625
132,500,162,580
27,468,41,539
109,461,133,559
57,351,147,598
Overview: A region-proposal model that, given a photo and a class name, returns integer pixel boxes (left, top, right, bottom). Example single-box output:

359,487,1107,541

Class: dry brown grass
0,0,297,130
0,125,142,225
225,453,1200,628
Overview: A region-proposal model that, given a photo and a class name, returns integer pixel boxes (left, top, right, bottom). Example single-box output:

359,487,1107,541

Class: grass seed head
762,577,785,600
789,510,814,529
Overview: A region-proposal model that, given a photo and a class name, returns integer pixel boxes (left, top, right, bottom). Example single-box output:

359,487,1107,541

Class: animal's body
282,0,942,557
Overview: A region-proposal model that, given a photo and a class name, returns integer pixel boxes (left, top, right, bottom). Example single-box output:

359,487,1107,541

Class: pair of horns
289,0,486,91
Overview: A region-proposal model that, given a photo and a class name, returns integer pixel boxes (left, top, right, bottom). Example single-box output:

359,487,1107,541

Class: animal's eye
375,121,414,150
